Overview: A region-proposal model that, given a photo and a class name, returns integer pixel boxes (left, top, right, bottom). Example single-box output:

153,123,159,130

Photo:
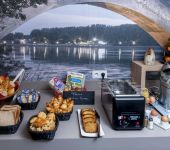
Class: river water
0,45,163,81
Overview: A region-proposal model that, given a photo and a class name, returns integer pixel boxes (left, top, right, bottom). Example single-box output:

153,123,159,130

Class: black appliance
101,80,145,130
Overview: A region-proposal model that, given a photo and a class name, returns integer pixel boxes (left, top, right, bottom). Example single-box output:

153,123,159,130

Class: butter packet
49,77,65,93
66,72,85,89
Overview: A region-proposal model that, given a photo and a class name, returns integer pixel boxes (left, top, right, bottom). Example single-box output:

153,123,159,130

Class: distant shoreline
1,43,161,48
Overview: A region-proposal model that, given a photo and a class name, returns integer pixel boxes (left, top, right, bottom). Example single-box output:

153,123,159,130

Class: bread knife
95,110,100,138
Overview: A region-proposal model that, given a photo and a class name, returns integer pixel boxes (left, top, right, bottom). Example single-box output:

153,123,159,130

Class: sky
14,4,135,34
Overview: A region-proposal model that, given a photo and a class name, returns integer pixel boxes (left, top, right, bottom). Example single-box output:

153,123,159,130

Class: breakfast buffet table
0,80,170,150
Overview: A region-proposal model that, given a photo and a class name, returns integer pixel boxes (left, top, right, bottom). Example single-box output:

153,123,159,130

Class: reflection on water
20,46,26,60
44,47,47,59
0,45,163,81
132,48,135,61
29,46,109,63
118,48,121,61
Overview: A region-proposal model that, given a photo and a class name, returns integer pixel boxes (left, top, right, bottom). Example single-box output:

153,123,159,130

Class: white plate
153,117,170,130
145,109,170,130
77,109,105,137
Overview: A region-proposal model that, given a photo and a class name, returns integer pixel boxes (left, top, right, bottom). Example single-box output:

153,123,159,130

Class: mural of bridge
0,0,170,47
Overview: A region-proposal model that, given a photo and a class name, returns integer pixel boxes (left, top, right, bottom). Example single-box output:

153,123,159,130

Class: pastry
81,108,97,133
30,112,56,131
46,96,74,114
0,76,15,98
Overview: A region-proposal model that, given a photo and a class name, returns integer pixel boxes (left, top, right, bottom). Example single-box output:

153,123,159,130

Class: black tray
16,95,40,110
0,111,24,134
28,115,59,140
56,108,73,121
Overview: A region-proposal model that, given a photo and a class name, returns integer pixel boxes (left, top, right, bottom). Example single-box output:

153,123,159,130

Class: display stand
131,61,163,89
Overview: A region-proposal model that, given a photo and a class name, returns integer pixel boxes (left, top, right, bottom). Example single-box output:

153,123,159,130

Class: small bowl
16,95,40,110
16,91,40,110
27,115,59,140
0,81,20,102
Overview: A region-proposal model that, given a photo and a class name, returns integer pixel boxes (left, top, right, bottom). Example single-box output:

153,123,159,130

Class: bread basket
0,111,24,134
56,108,73,121
27,115,59,140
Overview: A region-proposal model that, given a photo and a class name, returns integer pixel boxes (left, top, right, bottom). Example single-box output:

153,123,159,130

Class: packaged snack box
49,77,65,93
66,72,85,89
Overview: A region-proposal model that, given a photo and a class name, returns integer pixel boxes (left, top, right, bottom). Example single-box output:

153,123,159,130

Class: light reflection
132,41,136,61
56,47,58,57
3,46,6,52
98,48,106,60
67,47,70,56
12,50,15,60
33,46,36,59
78,47,82,59
118,48,122,60
73,47,77,56
44,47,47,59
28,47,31,57
10,45,140,63
132,49,135,61
21,46,26,60
93,49,96,62
74,47,103,62
89,48,92,59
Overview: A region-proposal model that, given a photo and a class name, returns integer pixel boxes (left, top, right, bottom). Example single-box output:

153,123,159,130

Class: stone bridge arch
0,0,170,47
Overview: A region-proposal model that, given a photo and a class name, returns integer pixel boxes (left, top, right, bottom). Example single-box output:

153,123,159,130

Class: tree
3,24,159,46
14,32,24,39
30,29,42,42
3,33,14,41
0,0,47,21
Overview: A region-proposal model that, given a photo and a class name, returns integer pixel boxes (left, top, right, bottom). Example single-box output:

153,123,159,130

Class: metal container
107,80,137,96
159,62,170,110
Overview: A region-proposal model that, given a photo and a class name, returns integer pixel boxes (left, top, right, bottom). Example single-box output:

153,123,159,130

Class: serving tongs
12,69,25,103
95,110,101,138
12,69,25,85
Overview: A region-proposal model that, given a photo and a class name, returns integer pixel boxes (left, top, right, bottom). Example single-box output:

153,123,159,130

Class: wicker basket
0,111,24,134
27,115,59,140
56,108,73,121
16,95,40,110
